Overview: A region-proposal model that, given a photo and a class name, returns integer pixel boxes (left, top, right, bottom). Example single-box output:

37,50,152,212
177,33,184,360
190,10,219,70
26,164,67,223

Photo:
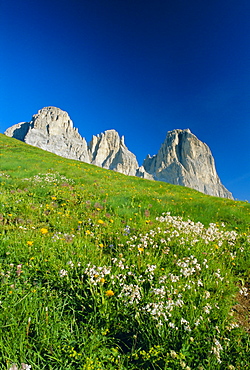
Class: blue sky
1,0,250,201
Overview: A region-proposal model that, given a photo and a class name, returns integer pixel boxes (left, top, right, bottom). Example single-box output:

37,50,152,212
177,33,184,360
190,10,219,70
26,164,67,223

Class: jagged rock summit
4,107,91,163
139,129,233,199
4,106,138,176
4,106,233,199
89,130,138,176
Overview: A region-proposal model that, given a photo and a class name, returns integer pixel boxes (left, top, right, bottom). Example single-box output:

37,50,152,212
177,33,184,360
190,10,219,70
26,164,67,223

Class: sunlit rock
139,129,233,199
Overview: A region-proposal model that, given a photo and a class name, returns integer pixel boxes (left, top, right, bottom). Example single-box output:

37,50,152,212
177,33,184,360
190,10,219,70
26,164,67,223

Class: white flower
59,269,68,277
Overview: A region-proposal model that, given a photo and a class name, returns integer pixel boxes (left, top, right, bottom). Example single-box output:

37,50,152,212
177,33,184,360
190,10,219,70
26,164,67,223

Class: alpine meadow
0,133,250,370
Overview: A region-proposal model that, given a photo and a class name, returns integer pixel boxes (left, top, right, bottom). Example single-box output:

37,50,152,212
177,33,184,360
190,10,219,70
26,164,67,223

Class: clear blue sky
1,0,250,201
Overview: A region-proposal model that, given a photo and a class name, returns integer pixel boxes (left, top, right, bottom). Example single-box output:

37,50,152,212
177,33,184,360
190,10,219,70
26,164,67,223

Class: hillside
0,134,249,369
4,106,233,198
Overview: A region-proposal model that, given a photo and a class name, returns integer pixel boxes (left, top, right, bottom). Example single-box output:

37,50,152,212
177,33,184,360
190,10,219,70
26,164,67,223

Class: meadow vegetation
0,134,250,369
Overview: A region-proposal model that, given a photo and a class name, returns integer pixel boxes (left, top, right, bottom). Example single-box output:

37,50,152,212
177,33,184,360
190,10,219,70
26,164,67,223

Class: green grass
0,134,250,370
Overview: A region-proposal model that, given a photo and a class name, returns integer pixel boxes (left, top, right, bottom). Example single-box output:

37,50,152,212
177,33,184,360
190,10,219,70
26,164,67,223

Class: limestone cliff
89,130,138,176
4,107,138,176
4,107,233,199
4,107,90,163
139,129,233,199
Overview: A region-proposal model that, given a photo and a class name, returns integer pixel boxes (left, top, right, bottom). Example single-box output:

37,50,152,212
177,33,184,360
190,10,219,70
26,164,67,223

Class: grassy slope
1,134,250,231
0,134,250,370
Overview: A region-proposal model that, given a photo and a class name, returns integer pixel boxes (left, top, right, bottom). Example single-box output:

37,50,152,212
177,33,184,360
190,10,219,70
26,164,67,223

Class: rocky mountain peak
4,107,233,199
140,129,233,198
31,106,74,134
89,129,138,176
4,106,90,163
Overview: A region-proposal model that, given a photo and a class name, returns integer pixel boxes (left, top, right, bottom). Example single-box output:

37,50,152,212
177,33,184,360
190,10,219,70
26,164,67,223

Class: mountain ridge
4,106,233,199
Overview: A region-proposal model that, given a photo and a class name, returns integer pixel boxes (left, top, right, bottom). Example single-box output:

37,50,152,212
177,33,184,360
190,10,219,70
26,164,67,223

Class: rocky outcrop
139,129,233,199
89,130,138,176
4,107,90,163
4,106,138,176
4,107,233,199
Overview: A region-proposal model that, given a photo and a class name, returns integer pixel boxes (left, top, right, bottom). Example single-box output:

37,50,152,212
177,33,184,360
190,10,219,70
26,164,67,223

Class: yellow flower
105,289,114,297
100,278,105,284
51,196,57,200
99,243,104,248
138,247,144,253
109,219,114,223
27,241,33,246
98,219,104,224
40,228,48,234
85,230,91,235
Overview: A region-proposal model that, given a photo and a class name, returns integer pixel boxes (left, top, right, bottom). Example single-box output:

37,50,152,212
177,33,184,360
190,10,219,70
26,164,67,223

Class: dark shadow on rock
12,122,30,141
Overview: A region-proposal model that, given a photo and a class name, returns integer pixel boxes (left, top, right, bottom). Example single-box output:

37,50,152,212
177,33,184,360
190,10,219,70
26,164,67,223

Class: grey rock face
5,107,90,163
89,129,138,176
4,107,233,198
140,129,233,199
4,107,138,176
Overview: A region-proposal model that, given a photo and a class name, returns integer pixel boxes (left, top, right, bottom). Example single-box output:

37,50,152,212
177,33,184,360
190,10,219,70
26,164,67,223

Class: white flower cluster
23,172,74,185
0,172,10,178
9,364,31,370
84,264,111,285
176,255,201,277
211,337,223,363
156,212,238,246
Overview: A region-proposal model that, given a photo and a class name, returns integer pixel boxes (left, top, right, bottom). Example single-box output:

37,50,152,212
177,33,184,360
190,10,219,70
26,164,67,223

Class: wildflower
51,196,57,200
105,289,115,297
59,269,68,277
16,264,22,276
21,364,32,370
180,361,186,369
124,225,130,235
40,228,48,234
239,287,248,296
9,365,18,370
27,241,33,246
98,219,104,224
138,247,144,253
85,230,91,235
170,350,177,358
99,243,104,248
